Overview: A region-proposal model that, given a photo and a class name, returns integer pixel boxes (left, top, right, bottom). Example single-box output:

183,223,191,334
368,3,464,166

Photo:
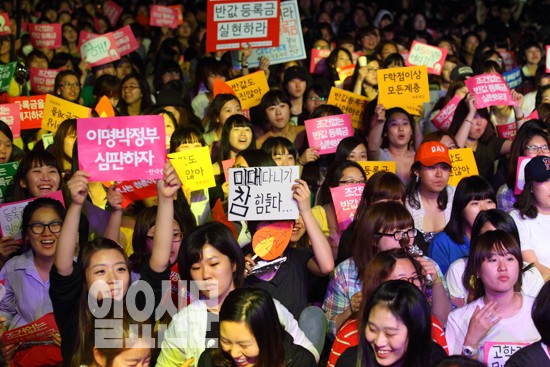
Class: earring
415,175,419,183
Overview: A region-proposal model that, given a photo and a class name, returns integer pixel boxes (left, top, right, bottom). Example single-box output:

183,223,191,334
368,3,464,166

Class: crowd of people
0,0,548,366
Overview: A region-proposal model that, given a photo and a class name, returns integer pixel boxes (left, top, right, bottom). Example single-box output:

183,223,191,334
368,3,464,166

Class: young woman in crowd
201,94,243,148
198,288,316,367
430,176,496,274
156,222,319,366
334,136,368,162
335,280,447,366
261,137,298,167
214,114,255,179
119,72,153,116
12,150,62,201
53,70,82,104
446,230,540,363
49,118,76,179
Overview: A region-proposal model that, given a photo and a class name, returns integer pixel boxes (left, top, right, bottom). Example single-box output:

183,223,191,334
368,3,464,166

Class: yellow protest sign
377,65,430,115
327,88,369,129
168,146,216,192
357,161,396,181
41,94,91,133
226,71,269,110
448,148,478,186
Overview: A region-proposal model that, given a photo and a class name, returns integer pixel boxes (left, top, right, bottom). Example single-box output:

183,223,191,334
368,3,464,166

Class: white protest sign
484,342,529,367
228,165,299,221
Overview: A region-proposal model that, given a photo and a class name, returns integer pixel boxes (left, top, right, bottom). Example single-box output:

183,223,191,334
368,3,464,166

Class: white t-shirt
446,258,544,302
446,294,540,362
510,210,550,268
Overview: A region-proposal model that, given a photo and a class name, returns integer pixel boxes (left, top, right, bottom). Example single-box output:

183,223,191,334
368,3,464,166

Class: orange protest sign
327,87,369,129
95,96,115,117
226,71,269,110
252,220,293,260
213,78,236,97
377,65,430,115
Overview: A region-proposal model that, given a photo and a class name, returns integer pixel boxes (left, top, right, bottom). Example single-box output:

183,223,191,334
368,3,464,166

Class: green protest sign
0,62,16,93
0,161,19,203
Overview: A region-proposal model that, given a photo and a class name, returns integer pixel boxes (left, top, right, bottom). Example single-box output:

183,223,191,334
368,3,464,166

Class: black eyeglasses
28,221,63,235
376,228,418,241
398,274,424,286
146,233,184,242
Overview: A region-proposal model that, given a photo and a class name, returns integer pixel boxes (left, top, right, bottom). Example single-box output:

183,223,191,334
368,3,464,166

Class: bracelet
516,114,525,121
464,119,474,124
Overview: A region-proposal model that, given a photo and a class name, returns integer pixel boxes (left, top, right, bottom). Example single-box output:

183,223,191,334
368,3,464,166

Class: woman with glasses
405,141,455,246
312,160,366,259
53,70,82,104
497,122,550,211
0,198,65,364
303,83,330,118
323,201,450,338
430,176,496,276
350,55,379,101
119,72,153,116
328,249,448,367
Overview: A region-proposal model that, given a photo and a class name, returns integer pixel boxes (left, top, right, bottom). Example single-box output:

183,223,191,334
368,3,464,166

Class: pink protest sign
526,109,538,121
547,46,550,73
406,41,447,75
514,156,532,195
465,73,514,109
29,23,62,49
310,48,330,74
222,158,236,182
169,5,185,25
500,50,516,72
150,5,179,29
78,30,96,49
104,0,123,27
81,32,121,67
1,313,58,345
484,341,529,366
305,113,353,155
115,179,158,208
432,94,462,130
496,122,517,139
0,103,20,138
113,25,139,56
77,116,166,182
9,95,45,130
330,184,364,230
30,68,58,94
0,13,11,36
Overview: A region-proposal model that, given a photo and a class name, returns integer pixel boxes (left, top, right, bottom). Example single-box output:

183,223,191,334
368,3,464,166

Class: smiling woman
12,150,62,201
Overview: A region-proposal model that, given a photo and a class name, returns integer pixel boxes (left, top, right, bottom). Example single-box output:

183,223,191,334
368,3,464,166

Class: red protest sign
432,94,462,130
0,13,11,36
29,68,58,94
406,41,448,75
113,25,139,56
115,179,158,208
168,4,184,25
29,23,62,49
206,0,280,52
9,95,46,130
81,32,121,67
77,116,166,182
305,113,353,155
465,73,514,109
252,220,293,260
1,313,58,345
330,184,364,230
0,103,20,138
310,48,330,74
500,50,516,72
150,5,179,29
103,0,123,27
496,122,517,140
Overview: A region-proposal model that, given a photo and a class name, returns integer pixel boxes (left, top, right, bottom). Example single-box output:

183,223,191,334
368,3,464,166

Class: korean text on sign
0,103,20,138
226,71,269,110
150,5,179,29
356,161,396,181
30,68,58,94
483,342,529,367
405,41,448,75
9,95,46,130
330,184,364,230
77,116,166,182
230,0,306,68
377,65,430,115
29,23,62,49
0,62,16,93
432,94,462,131
80,32,121,67
207,0,280,52
448,148,478,186
168,146,216,192
228,166,299,221
42,94,91,133
0,161,18,204
115,179,157,208
503,67,523,89
465,73,514,109
327,87,369,129
305,113,353,155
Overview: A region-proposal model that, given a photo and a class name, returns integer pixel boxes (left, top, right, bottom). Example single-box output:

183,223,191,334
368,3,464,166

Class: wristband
462,345,479,357
465,119,474,124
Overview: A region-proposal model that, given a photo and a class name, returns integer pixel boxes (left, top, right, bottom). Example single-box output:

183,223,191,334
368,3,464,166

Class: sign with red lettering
103,0,123,27
29,23,62,49
406,41,447,75
465,73,514,109
432,94,462,130
330,184,364,230
206,0,280,52
1,313,59,345
0,103,20,138
80,32,121,67
77,116,166,182
150,5,179,29
305,113,353,155
29,68,58,94
0,13,11,36
9,95,46,130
